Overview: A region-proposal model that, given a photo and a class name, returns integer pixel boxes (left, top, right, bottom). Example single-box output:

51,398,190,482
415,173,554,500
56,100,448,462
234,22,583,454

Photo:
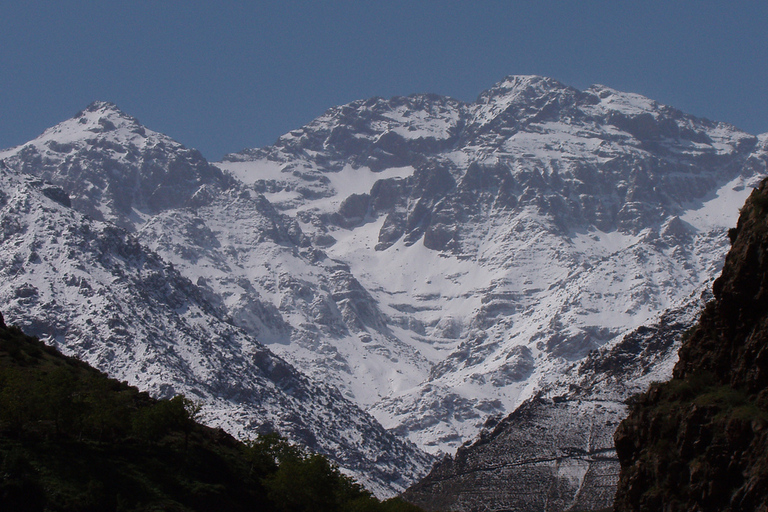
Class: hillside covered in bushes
0,311,422,512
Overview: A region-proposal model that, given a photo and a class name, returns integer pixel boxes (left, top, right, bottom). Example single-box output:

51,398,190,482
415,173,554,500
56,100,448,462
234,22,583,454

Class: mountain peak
476,75,572,104
67,100,144,135
0,100,231,229
83,100,122,113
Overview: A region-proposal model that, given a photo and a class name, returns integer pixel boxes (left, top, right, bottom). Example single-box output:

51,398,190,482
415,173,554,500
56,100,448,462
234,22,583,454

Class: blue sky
2,1,767,160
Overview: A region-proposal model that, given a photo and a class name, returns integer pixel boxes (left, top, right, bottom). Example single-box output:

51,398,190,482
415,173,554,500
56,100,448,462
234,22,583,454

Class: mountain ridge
2,75,766,504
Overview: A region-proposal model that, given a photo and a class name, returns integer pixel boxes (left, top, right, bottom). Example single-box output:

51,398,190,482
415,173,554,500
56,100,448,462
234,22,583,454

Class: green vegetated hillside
0,312,423,512
614,179,768,511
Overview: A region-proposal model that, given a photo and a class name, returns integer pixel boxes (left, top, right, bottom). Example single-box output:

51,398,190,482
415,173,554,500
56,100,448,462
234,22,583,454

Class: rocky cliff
614,179,768,511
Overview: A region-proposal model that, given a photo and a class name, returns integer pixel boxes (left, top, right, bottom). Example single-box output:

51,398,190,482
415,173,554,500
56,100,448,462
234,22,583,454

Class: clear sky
2,1,767,161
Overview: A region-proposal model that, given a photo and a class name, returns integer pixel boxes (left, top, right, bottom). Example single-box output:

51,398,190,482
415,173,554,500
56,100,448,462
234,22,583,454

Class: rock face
614,180,768,512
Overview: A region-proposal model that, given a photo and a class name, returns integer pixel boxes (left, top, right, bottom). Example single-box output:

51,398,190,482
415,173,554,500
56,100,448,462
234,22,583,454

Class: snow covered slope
218,76,768,453
403,289,709,511
0,154,431,497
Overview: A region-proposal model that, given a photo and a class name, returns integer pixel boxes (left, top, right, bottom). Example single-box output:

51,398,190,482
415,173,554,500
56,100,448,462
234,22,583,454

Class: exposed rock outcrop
614,179,768,512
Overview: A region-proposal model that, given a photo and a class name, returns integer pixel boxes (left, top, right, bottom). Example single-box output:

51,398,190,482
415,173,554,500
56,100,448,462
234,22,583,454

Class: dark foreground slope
0,312,421,512
614,180,768,511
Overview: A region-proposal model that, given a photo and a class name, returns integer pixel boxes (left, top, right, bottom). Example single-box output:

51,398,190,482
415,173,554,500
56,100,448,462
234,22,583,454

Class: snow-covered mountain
217,75,767,453
1,76,766,502
0,101,232,232
0,114,431,496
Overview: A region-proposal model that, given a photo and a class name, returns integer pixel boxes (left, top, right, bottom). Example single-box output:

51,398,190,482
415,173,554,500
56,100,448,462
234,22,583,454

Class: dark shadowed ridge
613,178,768,511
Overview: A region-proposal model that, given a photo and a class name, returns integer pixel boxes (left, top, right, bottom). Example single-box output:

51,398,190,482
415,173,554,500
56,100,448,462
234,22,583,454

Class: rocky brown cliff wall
614,179,768,512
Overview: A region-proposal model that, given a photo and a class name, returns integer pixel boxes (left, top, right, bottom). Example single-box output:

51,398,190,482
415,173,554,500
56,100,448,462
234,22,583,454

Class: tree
0,367,34,434
132,394,200,445
260,440,372,512
37,366,84,436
